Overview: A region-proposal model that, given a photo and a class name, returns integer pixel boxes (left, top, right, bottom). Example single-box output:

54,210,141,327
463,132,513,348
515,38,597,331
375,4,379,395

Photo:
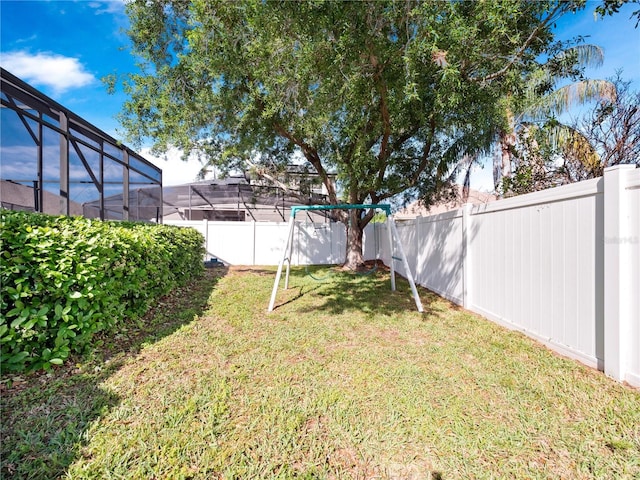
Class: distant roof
396,185,496,219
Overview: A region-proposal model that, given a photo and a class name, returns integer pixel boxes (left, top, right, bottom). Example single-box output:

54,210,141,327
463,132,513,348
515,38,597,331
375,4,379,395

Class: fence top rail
627,168,640,189
468,177,603,216
290,203,391,217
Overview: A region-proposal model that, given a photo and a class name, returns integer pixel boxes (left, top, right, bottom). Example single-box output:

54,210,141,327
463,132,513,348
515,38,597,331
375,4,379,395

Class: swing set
267,204,424,312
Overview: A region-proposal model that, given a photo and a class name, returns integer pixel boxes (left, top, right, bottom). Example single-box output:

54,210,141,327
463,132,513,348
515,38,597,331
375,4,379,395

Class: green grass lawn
2,266,639,479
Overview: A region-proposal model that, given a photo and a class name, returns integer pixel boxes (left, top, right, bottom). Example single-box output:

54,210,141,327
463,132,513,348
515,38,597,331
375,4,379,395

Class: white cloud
140,147,216,186
89,1,126,16
14,34,38,45
0,51,95,94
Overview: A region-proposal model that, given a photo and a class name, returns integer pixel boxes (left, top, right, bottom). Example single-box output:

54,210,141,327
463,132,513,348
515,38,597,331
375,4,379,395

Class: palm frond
525,79,616,120
546,123,601,169
561,44,605,69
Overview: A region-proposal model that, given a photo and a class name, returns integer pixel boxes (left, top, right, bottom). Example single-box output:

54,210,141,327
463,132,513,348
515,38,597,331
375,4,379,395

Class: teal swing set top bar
267,204,424,313
290,203,391,217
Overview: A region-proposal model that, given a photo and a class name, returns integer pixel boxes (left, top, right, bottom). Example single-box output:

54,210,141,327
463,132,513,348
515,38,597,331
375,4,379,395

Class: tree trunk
501,130,515,176
495,107,516,193
344,209,365,270
496,130,516,193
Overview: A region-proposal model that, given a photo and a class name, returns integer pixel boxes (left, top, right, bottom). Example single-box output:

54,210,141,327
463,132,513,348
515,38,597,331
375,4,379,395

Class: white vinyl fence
164,219,379,267
385,165,640,388
166,165,639,387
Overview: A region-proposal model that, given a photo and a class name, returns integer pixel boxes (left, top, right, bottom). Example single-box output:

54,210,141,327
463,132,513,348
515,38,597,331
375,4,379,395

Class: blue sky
1,0,639,188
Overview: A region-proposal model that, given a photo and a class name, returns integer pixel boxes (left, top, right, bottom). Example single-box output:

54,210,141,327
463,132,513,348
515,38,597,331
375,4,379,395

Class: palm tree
494,44,616,195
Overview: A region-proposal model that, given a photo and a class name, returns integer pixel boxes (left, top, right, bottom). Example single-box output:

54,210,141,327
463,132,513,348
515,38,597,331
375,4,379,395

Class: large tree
118,0,585,268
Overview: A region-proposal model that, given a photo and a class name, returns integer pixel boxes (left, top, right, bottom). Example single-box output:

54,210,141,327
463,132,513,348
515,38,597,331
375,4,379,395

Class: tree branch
272,122,340,205
472,3,566,84
373,61,392,167
407,117,437,187
245,158,312,203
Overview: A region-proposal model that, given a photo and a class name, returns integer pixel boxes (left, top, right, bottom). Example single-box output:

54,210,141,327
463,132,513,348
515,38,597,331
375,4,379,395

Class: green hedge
0,210,205,374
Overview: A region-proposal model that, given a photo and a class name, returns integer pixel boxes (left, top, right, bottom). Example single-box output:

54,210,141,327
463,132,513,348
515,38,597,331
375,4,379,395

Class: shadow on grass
272,264,438,316
0,266,227,480
277,284,323,309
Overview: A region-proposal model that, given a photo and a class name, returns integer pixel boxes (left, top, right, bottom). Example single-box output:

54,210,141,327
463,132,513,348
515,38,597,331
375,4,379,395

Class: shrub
0,210,205,373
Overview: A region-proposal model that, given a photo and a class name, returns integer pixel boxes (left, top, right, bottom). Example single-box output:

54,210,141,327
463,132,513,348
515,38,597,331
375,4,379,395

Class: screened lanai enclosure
0,68,163,222
151,177,333,223
1,68,337,224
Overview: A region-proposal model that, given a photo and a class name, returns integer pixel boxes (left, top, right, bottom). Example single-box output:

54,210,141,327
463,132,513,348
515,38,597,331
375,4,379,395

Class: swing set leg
268,216,295,312
388,216,424,313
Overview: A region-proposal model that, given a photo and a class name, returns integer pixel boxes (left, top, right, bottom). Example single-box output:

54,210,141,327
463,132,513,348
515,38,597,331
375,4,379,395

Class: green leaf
5,307,21,318
23,318,38,330
10,316,27,329
69,291,83,299
8,351,29,363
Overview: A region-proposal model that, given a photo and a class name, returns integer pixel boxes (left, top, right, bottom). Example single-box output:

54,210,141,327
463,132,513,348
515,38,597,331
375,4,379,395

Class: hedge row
0,210,205,374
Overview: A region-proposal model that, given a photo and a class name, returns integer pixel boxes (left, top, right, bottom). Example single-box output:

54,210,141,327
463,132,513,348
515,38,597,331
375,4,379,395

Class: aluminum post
386,216,396,291
284,216,296,290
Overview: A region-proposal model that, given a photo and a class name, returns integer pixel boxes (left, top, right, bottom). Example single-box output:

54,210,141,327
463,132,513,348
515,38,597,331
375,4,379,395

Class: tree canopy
118,0,589,266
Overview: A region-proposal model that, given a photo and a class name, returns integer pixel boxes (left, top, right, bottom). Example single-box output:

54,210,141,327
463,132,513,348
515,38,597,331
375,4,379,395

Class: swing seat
305,264,335,281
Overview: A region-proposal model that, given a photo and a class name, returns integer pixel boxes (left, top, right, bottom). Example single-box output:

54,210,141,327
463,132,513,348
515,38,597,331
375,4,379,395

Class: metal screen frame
1,67,162,221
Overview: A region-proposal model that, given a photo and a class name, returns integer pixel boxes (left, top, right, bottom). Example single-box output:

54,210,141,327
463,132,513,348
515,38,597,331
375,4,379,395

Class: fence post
202,219,209,261
462,204,473,310
603,164,634,382
250,221,255,265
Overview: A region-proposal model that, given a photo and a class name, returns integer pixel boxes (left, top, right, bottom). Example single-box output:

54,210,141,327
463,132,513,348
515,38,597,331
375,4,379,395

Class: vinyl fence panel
621,168,640,386
380,165,638,387
296,223,337,265
390,211,465,305
467,178,604,369
255,222,291,265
